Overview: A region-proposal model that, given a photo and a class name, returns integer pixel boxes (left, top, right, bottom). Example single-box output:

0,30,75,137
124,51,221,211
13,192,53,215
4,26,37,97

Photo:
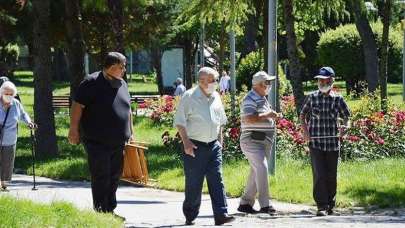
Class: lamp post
268,0,277,175
399,0,405,102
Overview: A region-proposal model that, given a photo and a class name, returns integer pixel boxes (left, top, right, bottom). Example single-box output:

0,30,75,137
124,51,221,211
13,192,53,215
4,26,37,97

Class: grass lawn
0,196,123,227
10,71,405,209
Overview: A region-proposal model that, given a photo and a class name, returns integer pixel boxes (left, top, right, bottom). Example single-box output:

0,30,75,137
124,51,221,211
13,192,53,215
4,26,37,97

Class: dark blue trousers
182,139,228,221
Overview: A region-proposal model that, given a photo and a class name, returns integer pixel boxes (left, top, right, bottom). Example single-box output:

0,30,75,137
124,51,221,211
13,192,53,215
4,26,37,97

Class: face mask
205,82,217,95
318,83,332,93
2,95,13,103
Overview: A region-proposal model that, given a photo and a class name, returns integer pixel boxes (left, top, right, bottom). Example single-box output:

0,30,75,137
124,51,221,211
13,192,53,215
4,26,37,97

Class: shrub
0,43,19,76
236,50,292,96
236,51,263,90
317,23,403,84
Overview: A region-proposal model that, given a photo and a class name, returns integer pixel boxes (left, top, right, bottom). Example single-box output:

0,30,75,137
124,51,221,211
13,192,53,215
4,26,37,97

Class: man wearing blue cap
299,67,351,216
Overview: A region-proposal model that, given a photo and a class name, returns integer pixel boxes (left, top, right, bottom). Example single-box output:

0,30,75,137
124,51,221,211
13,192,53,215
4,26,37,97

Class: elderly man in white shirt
174,67,235,226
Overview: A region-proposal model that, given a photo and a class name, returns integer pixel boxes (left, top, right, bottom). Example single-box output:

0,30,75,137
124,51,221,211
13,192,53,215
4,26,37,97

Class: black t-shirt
75,71,131,145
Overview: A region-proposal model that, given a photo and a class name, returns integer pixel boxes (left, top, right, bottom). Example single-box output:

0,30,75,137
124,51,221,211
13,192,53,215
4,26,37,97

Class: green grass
303,80,405,109
0,196,123,228
10,71,405,209
128,73,159,95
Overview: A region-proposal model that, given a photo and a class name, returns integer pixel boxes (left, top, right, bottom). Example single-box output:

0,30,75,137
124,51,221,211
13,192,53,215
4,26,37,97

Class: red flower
138,103,147,109
348,135,360,142
229,127,240,140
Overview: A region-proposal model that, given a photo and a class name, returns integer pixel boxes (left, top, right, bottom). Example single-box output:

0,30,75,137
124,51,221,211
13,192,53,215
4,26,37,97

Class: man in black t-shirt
68,52,133,216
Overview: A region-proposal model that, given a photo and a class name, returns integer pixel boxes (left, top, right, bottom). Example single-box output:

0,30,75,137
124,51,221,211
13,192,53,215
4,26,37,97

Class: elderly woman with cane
0,81,35,191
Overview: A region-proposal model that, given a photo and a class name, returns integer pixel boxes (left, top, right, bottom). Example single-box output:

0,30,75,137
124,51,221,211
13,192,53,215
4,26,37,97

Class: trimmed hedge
317,23,403,83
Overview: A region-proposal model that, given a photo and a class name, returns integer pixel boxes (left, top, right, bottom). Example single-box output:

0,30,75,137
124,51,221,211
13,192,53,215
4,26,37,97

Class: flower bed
147,93,405,161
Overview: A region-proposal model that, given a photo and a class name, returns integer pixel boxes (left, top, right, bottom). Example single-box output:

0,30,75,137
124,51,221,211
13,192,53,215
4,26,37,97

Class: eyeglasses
263,80,272,85
117,64,126,70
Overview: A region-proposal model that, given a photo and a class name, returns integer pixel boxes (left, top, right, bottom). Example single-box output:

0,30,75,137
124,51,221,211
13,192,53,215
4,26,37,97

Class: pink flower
395,111,405,125
375,137,385,145
278,118,294,130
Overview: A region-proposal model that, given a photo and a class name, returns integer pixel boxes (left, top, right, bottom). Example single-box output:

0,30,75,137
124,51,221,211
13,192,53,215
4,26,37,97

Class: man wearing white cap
300,66,351,216
237,71,282,215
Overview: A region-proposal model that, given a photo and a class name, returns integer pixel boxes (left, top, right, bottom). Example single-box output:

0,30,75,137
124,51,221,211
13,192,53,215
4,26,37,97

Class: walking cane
309,134,343,159
30,126,37,191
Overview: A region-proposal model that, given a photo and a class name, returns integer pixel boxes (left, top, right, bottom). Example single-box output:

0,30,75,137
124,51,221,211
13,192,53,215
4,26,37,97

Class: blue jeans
182,139,228,221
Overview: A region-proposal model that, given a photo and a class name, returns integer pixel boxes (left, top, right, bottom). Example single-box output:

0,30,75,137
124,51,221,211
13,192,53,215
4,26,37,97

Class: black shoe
112,212,126,221
316,209,327,216
0,185,8,192
214,214,235,225
327,208,339,216
237,204,259,214
259,206,276,215
185,219,195,225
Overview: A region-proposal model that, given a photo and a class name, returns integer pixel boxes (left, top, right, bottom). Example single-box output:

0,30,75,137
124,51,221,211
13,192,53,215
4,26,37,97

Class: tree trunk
348,0,379,93
241,4,260,59
51,48,69,81
264,0,269,72
64,0,86,100
184,33,193,89
283,0,305,116
218,20,226,78
379,0,391,112
107,0,126,80
151,45,163,94
32,0,58,157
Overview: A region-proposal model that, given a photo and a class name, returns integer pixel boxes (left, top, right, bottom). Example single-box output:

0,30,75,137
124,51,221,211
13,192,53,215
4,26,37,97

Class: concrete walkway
2,174,405,227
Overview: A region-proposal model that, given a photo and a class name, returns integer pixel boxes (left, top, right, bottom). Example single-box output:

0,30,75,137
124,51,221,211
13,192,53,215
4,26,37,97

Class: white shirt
174,86,227,143
219,75,231,92
174,84,186,96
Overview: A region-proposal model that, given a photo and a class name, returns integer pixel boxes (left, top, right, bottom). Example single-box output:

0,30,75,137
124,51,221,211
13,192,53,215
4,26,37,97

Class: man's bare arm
68,101,84,144
176,125,197,157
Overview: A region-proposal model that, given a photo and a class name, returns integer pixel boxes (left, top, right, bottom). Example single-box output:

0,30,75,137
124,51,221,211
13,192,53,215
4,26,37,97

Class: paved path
2,174,405,227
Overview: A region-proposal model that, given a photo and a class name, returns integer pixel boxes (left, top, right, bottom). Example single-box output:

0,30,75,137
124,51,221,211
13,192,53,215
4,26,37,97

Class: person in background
0,81,35,191
237,71,281,215
300,66,351,216
174,67,235,226
174,77,186,97
219,71,231,94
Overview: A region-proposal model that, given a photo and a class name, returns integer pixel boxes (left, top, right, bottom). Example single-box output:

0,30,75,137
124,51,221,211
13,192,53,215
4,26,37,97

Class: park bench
130,95,160,117
122,141,149,185
52,95,71,114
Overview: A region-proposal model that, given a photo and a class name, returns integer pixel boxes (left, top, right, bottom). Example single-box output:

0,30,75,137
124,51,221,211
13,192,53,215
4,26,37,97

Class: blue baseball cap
314,67,335,79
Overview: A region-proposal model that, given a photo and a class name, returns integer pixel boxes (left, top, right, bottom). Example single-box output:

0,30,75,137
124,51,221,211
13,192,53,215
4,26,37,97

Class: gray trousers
239,137,273,208
0,144,16,181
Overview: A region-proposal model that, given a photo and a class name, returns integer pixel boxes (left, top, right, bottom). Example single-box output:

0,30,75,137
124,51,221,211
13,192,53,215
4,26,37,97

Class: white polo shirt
174,86,227,143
